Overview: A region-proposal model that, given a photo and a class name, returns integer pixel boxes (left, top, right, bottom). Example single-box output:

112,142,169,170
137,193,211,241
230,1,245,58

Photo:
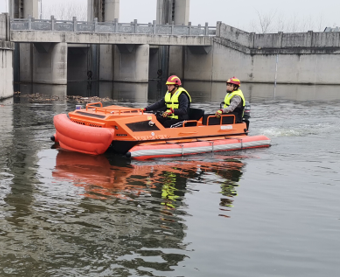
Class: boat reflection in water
52,151,245,215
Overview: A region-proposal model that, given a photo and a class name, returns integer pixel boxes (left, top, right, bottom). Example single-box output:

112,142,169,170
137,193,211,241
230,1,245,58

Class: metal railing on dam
10,16,216,37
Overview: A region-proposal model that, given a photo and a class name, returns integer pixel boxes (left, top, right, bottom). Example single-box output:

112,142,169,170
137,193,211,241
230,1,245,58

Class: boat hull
127,135,271,159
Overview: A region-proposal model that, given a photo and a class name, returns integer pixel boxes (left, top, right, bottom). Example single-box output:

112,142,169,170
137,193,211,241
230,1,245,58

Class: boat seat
170,108,205,128
202,114,235,125
185,108,205,127
189,108,205,121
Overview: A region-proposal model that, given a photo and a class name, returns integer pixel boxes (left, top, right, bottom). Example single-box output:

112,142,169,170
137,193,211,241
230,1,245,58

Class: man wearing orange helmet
143,75,192,128
215,77,246,123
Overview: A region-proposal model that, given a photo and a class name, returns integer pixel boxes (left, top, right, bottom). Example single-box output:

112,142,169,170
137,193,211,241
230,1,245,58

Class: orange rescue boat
51,102,270,159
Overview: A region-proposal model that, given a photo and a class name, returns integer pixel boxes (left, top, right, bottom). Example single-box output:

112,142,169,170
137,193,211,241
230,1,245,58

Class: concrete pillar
156,0,190,25
156,0,190,82
32,42,68,84
18,43,33,83
104,0,120,22
9,0,39,19
0,14,14,100
149,46,159,80
174,0,190,25
9,1,39,85
88,1,119,82
99,44,114,81
168,46,184,78
88,0,119,22
113,44,149,82
183,45,213,81
0,42,15,100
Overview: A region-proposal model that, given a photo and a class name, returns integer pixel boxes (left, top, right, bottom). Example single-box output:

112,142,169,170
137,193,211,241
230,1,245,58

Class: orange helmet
226,77,241,87
166,75,182,86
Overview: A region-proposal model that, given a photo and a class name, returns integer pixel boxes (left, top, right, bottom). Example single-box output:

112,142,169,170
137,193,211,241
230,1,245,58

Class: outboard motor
243,101,251,120
243,101,251,131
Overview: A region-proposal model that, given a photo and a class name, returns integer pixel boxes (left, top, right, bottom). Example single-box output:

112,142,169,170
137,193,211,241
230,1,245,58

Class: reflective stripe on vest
164,87,192,119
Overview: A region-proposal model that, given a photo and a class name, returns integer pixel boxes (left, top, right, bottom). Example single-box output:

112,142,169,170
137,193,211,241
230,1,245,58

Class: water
1,82,340,277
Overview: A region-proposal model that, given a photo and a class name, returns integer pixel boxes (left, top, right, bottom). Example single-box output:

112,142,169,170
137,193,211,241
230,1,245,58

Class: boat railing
86,102,144,115
182,120,201,127
86,102,103,110
203,114,235,125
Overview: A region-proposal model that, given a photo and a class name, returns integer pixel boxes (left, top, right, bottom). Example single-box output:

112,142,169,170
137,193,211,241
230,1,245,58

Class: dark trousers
156,115,182,128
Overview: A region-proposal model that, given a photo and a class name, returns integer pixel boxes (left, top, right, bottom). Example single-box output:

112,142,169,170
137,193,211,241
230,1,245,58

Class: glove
215,109,223,118
162,108,174,118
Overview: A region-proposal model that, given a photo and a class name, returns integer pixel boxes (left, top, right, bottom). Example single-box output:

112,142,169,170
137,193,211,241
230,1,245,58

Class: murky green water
1,82,340,276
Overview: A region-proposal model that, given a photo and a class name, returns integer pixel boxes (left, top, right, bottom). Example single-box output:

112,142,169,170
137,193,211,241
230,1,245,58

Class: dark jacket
146,92,190,120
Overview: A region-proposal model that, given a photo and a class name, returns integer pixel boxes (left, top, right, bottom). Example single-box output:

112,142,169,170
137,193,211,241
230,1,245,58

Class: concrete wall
217,22,340,49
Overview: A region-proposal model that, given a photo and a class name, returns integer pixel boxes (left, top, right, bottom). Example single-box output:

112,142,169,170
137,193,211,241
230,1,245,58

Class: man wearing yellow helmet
215,77,246,123
143,75,192,128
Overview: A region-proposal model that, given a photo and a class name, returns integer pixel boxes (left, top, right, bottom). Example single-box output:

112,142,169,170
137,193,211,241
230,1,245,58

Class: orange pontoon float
51,102,270,159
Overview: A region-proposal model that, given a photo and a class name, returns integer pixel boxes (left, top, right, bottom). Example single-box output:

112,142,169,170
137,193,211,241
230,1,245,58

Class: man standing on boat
143,75,192,128
215,77,246,123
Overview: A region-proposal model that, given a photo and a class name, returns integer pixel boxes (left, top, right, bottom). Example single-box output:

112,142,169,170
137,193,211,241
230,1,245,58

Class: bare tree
42,2,87,21
276,14,286,32
256,10,276,33
251,11,328,33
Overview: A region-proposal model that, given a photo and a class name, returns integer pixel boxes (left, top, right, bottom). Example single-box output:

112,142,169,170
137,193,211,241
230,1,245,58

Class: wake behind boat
51,102,271,159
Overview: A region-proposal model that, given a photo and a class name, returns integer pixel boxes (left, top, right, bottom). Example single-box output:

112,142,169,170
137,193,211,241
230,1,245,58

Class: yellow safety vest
164,87,192,119
223,89,246,109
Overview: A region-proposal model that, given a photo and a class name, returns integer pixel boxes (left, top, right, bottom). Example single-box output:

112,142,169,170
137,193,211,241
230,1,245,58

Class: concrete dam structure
1,0,340,101
184,23,340,85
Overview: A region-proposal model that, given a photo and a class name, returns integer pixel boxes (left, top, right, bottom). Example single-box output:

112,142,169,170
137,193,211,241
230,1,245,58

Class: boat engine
243,101,251,131
243,101,251,120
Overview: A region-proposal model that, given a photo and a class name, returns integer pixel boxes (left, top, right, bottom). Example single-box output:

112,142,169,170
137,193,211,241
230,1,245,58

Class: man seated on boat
215,76,246,123
143,75,192,128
